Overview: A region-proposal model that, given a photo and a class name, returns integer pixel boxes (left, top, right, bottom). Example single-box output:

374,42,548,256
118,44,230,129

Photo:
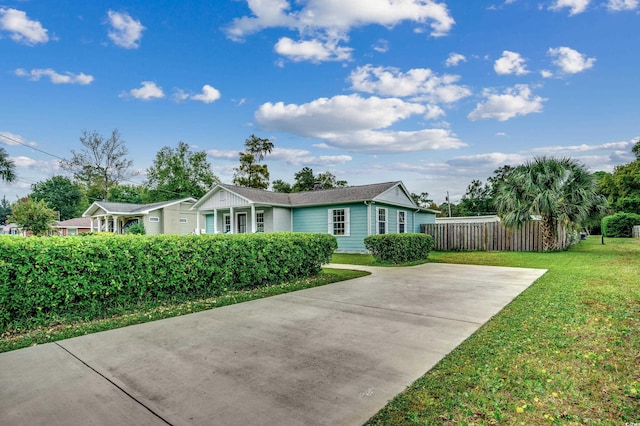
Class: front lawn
0,268,368,353
366,237,639,425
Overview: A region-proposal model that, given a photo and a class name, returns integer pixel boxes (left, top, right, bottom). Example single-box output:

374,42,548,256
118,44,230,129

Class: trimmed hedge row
364,233,435,264
0,232,337,331
602,212,640,237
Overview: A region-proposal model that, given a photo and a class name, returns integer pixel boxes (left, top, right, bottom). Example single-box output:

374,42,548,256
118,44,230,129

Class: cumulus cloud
11,156,59,174
607,0,638,10
225,0,454,62
269,147,352,166
0,8,48,45
255,94,465,153
529,140,636,153
445,52,466,67
107,10,145,49
548,46,595,74
122,81,164,100
206,149,238,159
446,152,526,169
468,84,546,121
191,85,221,104
372,39,389,53
494,50,529,75
15,68,94,85
274,37,352,62
348,65,471,104
0,131,38,147
549,0,590,15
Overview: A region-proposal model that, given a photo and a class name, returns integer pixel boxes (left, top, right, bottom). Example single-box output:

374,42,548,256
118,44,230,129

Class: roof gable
83,198,196,217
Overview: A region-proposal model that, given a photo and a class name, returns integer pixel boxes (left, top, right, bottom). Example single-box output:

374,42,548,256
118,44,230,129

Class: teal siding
205,214,215,234
370,204,436,234
293,203,369,252
413,211,436,232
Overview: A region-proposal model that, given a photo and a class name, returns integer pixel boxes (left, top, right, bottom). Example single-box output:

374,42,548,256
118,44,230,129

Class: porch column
113,216,118,234
250,203,256,233
229,207,235,234
97,217,102,232
213,208,218,234
90,218,94,232
196,212,200,235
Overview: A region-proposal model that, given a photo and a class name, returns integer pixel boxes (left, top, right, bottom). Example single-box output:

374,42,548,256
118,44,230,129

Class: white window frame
328,208,350,237
397,211,406,234
377,207,387,235
179,218,188,224
236,212,248,234
256,211,265,233
223,214,231,233
149,216,160,223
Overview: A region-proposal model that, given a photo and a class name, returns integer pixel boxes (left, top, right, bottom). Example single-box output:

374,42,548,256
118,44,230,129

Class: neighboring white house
82,198,200,235
436,215,501,224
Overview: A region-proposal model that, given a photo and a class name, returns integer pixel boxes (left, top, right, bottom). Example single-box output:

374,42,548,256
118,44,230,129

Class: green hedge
602,212,640,237
364,233,434,264
0,232,337,331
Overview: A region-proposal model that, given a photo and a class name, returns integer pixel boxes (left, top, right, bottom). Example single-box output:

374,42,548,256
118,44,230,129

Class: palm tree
0,147,16,183
494,156,605,252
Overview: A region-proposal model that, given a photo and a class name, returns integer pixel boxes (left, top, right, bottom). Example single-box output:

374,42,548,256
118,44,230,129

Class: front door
237,213,247,233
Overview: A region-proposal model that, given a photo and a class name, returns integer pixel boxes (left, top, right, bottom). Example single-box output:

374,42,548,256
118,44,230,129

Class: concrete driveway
0,263,546,426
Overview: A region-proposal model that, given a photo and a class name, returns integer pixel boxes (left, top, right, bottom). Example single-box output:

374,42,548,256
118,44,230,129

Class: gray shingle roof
85,198,196,216
56,217,92,228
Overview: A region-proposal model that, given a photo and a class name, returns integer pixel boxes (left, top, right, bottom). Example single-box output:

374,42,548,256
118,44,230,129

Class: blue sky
1,0,638,204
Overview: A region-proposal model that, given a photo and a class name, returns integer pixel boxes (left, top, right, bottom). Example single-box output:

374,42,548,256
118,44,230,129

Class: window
179,218,188,224
68,228,77,236
149,217,160,223
256,211,265,232
328,208,350,236
223,214,231,233
237,213,247,233
377,208,387,234
398,211,406,233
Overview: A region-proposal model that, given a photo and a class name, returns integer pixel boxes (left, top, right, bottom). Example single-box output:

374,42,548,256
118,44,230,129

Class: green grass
0,268,369,354
367,236,640,425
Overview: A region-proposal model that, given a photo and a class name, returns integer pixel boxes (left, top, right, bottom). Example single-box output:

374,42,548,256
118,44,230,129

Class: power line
0,133,65,161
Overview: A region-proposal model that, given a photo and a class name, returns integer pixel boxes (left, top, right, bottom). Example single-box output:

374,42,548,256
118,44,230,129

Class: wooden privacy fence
421,221,570,252
633,225,640,238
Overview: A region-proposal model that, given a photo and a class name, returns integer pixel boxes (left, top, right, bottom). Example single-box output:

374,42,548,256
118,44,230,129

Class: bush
0,232,337,331
364,233,434,264
601,212,640,237
126,222,146,235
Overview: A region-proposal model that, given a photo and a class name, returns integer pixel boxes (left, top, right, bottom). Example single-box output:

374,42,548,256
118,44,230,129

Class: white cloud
494,50,529,75
206,149,238,159
255,94,465,153
607,0,638,10
496,132,508,137
372,39,389,53
447,152,526,168
468,84,546,121
107,10,145,49
0,132,37,147
548,46,595,74
0,8,48,45
191,85,221,104
540,69,553,78
348,65,471,104
225,0,454,62
11,156,59,174
549,0,590,15
269,147,352,166
15,68,94,85
122,81,164,100
274,37,352,62
529,140,636,153
424,105,445,120
445,52,466,67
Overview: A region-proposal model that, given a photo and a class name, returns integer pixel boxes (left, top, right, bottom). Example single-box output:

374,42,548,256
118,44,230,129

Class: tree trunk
541,214,557,252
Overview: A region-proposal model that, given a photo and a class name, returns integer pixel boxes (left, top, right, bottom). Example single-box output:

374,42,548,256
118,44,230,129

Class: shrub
364,233,434,264
601,212,640,237
126,222,146,235
0,232,337,331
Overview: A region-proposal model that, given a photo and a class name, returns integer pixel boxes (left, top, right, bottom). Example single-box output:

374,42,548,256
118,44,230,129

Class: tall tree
60,129,135,202
0,146,16,183
411,192,433,207
292,167,316,192
233,134,273,189
494,157,605,252
271,179,292,193
108,184,147,204
596,141,640,213
8,197,58,236
0,196,12,225
316,171,347,189
30,176,86,220
459,179,493,216
145,141,219,202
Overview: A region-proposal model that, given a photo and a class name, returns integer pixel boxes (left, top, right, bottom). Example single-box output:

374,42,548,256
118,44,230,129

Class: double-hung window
377,207,387,234
328,208,350,236
398,211,406,233
256,211,265,232
223,214,231,233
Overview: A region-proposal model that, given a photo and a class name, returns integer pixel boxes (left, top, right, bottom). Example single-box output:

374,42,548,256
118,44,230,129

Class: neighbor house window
377,208,387,234
223,214,231,233
68,228,78,236
256,211,265,232
328,208,350,236
398,211,406,233
179,218,188,224
149,217,160,223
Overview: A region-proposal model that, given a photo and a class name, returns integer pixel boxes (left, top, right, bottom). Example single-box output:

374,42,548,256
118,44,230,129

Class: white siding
272,207,292,232
198,188,250,210
375,184,416,208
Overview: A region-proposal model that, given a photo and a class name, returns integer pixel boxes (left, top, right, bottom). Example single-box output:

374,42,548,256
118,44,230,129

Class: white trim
397,210,407,233
328,208,350,237
149,216,160,223
376,207,387,234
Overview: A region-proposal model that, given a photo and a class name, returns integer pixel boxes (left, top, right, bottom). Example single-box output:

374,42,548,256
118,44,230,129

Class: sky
1,0,639,205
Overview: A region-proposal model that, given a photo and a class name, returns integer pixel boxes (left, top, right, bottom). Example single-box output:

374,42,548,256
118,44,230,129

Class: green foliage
0,232,337,331
108,184,147,204
0,146,16,183
126,222,146,235
364,233,434,264
615,197,640,214
0,196,11,225
410,192,432,208
59,129,135,201
271,179,292,193
601,212,640,237
274,167,348,193
30,176,85,220
145,141,219,202
233,134,273,189
7,197,57,235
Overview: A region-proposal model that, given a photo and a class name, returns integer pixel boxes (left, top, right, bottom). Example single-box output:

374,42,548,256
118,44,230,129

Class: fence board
633,225,640,238
422,221,571,252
